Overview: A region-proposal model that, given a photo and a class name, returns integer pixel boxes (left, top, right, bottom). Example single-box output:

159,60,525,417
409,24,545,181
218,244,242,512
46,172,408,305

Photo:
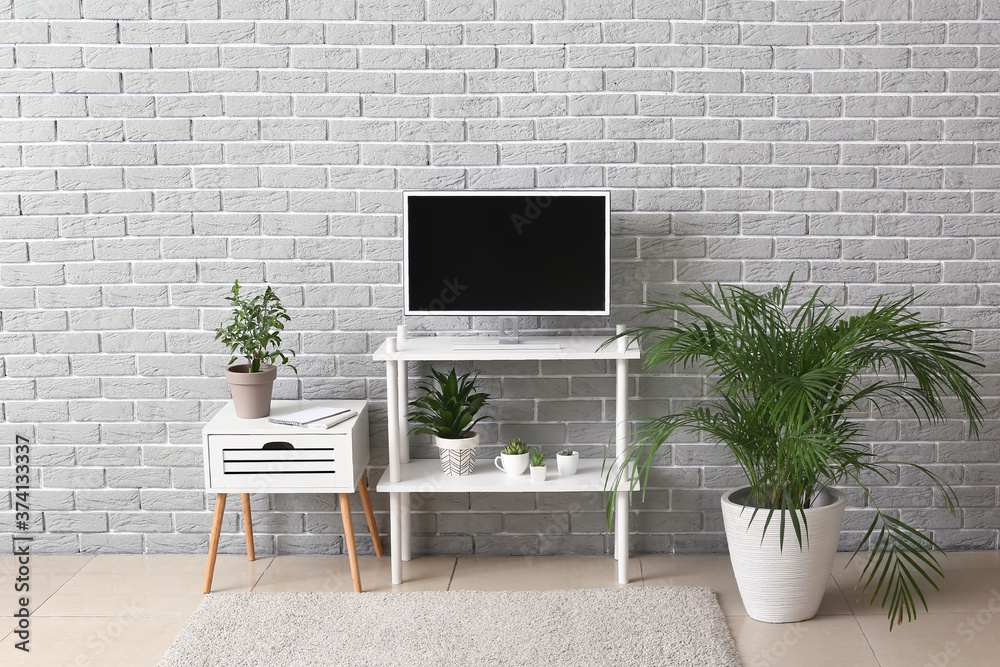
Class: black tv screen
404,190,610,316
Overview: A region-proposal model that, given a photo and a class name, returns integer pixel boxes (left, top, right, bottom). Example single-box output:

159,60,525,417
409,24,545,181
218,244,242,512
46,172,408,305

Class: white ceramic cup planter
435,433,479,477
556,451,579,476
721,486,846,624
495,452,529,476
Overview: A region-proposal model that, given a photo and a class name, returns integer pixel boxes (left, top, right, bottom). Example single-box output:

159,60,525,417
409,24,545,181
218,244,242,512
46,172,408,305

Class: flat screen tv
404,190,610,317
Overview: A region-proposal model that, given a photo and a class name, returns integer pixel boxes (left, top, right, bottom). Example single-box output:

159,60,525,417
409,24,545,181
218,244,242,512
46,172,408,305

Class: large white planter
721,486,846,624
435,433,479,477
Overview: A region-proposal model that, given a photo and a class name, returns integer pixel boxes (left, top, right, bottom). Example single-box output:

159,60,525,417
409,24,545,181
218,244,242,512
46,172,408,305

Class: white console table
373,327,640,585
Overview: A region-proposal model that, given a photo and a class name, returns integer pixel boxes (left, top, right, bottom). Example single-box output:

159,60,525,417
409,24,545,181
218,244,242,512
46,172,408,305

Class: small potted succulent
408,367,492,477
556,449,579,476
529,448,547,482
494,438,529,476
214,280,297,419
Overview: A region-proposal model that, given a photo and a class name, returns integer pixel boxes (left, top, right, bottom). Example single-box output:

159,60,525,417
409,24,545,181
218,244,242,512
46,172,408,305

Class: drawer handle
262,441,294,451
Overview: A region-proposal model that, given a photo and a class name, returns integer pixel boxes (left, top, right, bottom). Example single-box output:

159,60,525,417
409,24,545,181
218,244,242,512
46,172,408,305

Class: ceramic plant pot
495,452,529,476
436,433,480,476
556,451,579,476
530,465,546,482
225,363,277,419
721,486,846,624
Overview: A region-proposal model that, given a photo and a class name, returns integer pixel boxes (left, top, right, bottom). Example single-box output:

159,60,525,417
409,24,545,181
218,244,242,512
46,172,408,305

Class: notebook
268,407,356,429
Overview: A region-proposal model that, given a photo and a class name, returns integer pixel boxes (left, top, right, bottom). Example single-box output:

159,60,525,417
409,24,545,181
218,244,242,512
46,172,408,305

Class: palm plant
606,279,985,628
408,367,491,439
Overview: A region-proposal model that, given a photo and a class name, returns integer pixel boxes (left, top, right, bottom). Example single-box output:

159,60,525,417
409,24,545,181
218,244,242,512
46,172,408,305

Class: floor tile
252,555,456,593
33,554,271,618
832,550,1000,616
0,616,186,667
858,611,1000,667
727,614,880,667
450,555,640,591
0,555,94,616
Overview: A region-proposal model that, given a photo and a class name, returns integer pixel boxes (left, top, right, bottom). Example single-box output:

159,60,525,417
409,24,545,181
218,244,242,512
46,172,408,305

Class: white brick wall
2,1,1000,556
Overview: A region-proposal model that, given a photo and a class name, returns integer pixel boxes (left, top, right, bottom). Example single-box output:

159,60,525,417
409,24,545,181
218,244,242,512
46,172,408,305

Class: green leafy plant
530,449,546,467
503,438,528,456
605,279,985,629
558,449,575,457
408,368,491,439
214,280,296,373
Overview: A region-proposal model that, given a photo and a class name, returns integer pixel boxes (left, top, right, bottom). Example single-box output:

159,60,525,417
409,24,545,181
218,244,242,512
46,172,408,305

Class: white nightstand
201,399,381,593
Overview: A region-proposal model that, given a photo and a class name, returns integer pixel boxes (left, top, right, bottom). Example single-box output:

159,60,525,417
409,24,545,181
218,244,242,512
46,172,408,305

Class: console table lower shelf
374,458,637,584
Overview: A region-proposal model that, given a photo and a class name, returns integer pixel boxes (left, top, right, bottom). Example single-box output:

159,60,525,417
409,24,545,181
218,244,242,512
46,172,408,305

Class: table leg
401,492,411,561
203,493,227,594
389,491,401,585
241,493,255,562
357,474,383,558
340,492,362,593
615,335,630,585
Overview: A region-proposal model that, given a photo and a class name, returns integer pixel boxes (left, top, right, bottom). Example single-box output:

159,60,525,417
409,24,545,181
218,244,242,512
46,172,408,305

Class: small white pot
721,486,846,624
494,452,529,476
556,451,579,476
529,465,546,482
435,433,479,477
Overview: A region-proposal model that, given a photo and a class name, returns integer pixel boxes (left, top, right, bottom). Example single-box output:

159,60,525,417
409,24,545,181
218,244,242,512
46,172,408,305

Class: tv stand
372,326,641,586
499,316,519,344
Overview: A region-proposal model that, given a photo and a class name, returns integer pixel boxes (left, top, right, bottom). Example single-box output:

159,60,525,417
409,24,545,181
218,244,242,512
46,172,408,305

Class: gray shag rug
158,587,740,667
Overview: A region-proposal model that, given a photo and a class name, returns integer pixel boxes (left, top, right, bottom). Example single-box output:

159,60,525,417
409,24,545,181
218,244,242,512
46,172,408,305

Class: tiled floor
2,551,999,666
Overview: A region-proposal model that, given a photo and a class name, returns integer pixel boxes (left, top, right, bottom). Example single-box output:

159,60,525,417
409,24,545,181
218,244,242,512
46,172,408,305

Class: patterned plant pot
722,486,846,623
435,433,479,476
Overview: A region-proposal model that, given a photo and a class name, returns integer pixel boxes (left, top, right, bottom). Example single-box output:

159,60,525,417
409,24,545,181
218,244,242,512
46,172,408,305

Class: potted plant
556,449,579,476
529,449,547,482
214,280,297,419
606,279,985,628
408,367,491,477
495,438,529,476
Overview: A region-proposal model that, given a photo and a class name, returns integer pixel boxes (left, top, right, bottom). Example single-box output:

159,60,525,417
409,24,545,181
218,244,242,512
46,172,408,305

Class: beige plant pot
722,486,846,624
225,363,277,419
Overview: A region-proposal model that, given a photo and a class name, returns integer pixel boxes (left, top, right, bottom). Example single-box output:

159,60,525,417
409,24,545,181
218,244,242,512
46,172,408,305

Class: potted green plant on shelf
556,448,579,476
605,279,985,628
529,448,547,482
496,438,529,476
214,280,297,419
408,367,492,477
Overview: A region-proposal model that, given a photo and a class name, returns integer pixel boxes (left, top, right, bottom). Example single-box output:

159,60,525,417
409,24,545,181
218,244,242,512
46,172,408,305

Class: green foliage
530,448,546,467
407,367,492,439
214,280,296,374
503,438,528,456
605,279,985,629
558,449,575,457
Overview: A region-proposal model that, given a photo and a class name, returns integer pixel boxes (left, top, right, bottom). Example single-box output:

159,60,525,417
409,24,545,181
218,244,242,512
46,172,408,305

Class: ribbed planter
224,363,277,419
435,433,479,477
721,486,846,624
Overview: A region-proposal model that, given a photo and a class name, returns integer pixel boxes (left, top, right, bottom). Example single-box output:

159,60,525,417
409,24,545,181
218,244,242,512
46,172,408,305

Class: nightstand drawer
207,433,354,491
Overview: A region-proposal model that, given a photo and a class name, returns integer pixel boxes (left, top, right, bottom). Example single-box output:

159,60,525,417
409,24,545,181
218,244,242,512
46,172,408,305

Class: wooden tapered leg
203,493,227,594
340,493,362,593
241,493,255,562
357,475,383,558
